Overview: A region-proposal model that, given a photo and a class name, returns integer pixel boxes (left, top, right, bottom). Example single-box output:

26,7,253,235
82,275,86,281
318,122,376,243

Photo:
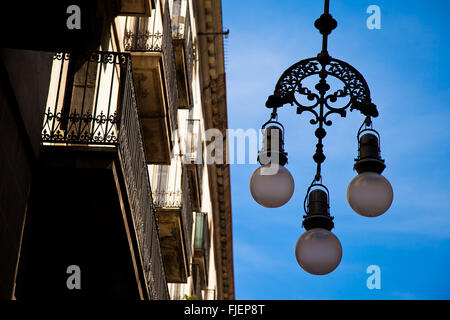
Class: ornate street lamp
250,0,393,275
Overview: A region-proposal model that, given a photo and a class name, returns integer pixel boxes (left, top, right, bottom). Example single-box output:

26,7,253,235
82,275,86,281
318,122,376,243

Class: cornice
195,0,235,300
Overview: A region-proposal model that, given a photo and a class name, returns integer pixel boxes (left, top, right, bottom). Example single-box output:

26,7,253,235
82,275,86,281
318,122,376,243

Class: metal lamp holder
258,0,386,230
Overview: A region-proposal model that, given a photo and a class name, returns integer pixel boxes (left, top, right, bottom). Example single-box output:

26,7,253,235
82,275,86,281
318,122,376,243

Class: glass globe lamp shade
295,228,342,275
347,171,393,217
249,164,295,208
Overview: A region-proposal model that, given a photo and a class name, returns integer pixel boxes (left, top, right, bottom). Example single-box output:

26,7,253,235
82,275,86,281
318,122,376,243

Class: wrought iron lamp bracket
259,0,383,232
266,56,378,121
264,55,379,180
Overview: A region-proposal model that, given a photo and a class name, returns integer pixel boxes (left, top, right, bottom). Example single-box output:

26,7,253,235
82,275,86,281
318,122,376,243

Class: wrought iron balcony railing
42,51,126,145
41,51,169,299
117,55,169,299
153,189,183,208
150,155,194,271
123,1,178,131
172,1,194,85
184,8,194,89
183,117,203,211
126,30,163,52
181,167,194,264
184,118,202,164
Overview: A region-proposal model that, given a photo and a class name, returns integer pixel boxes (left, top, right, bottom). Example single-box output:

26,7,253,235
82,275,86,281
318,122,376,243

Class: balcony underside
173,40,192,109
15,147,147,299
131,52,173,164
115,0,154,16
186,163,201,212
155,208,188,283
193,250,208,290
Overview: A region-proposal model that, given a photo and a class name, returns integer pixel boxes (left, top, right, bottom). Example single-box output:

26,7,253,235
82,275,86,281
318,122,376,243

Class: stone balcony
124,0,178,164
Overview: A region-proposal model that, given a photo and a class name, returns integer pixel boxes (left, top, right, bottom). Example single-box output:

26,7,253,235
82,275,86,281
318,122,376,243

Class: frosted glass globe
249,164,294,208
347,172,393,217
295,228,342,275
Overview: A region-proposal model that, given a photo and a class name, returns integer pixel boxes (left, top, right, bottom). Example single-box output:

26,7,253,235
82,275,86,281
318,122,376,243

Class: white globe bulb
249,164,295,208
347,172,393,217
295,228,342,275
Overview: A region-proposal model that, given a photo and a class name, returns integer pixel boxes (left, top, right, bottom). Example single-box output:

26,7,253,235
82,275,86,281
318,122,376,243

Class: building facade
0,0,234,300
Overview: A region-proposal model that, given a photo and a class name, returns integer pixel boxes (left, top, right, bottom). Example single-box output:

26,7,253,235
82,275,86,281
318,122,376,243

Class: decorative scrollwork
41,109,120,144
124,30,163,51
41,51,132,145
271,56,377,123
325,58,369,104
53,52,70,61
296,83,320,109
275,58,320,97
265,53,379,181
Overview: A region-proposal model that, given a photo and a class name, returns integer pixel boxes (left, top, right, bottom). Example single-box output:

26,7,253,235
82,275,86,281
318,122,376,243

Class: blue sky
222,0,450,299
